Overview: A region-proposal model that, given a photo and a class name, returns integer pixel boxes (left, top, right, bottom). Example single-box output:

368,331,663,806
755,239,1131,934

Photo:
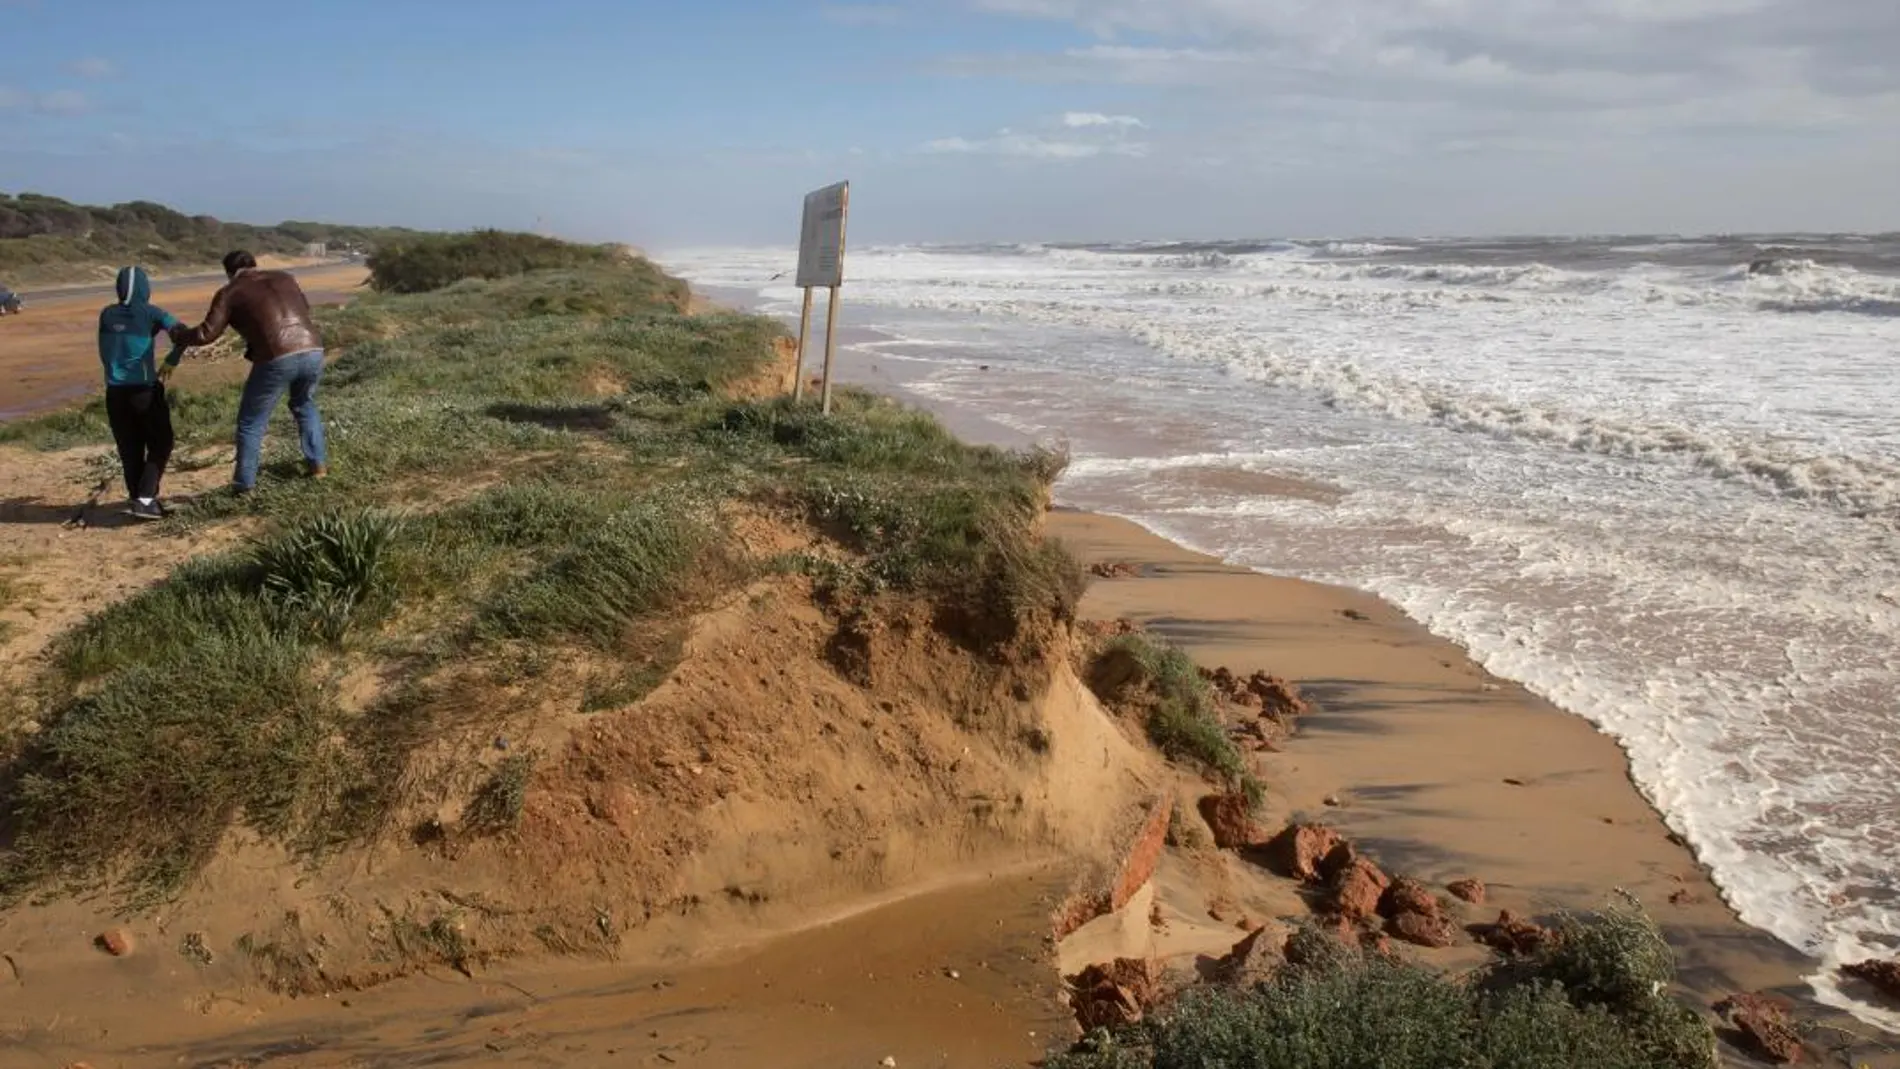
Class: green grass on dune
1085,631,1258,800
0,250,1081,903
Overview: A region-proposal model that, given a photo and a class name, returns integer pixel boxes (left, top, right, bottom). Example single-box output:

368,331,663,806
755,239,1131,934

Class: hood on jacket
114,266,152,306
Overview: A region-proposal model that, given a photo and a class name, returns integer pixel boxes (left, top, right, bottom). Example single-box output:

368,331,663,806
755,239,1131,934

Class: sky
3,0,1898,246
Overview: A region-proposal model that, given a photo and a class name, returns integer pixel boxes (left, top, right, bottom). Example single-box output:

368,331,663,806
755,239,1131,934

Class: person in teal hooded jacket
99,266,187,520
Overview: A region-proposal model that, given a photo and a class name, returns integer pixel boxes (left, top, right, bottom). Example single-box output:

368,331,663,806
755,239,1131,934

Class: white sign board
795,181,849,289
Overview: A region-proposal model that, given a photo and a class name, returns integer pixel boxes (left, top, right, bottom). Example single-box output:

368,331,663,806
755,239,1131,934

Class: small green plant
465,754,536,832
250,508,404,641
1089,634,1253,789
1527,892,1679,1011
389,913,476,975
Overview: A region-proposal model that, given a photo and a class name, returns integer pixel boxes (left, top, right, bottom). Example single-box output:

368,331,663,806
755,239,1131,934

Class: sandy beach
810,326,1900,1064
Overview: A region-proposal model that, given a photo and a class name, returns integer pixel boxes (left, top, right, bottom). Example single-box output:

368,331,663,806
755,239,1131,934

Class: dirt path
0,444,253,717
0,263,368,420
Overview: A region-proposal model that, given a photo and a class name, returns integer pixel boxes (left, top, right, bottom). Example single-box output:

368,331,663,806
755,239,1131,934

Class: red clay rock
1198,668,1309,724
1051,892,1111,942
1380,877,1438,919
1474,910,1552,956
1317,840,1358,883
1238,718,1284,752
1069,958,1163,1030
1078,618,1142,640
1215,927,1283,987
1328,857,1390,921
94,929,133,957
1391,909,1459,949
1248,673,1309,721
1717,992,1805,1064
1264,823,1343,883
1198,792,1263,850
1842,958,1900,1002
1379,876,1458,948
1447,878,1486,905
1108,796,1174,911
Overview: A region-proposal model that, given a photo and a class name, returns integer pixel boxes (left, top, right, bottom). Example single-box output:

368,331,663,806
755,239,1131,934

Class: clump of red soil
1198,792,1265,850
1716,992,1806,1064
1446,878,1486,905
1068,958,1163,1030
1471,910,1554,956
1263,823,1345,883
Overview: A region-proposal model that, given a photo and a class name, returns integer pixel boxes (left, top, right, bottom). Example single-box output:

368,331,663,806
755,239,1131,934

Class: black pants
105,383,175,501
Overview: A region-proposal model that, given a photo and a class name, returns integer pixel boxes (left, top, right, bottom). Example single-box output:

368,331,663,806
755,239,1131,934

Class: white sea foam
664,236,1900,1031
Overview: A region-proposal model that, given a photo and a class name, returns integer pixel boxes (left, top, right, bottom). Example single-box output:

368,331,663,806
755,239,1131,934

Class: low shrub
1047,903,1716,1069
1089,633,1253,790
251,508,404,642
367,230,622,294
465,754,536,832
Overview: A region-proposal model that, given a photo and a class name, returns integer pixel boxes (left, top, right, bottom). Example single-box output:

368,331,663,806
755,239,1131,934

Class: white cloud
1061,111,1144,128
0,87,90,115
820,4,904,25
37,89,90,115
958,0,1900,133
921,132,1148,158
68,57,117,79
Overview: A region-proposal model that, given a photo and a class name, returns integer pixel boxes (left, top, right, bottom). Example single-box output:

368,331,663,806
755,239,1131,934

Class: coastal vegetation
0,191,417,284
0,231,1081,902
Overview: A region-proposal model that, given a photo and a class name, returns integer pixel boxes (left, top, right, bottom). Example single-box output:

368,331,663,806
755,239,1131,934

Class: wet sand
0,263,368,420
0,866,1069,1069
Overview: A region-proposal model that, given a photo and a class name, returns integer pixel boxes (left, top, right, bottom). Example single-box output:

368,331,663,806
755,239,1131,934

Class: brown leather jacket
172,268,323,362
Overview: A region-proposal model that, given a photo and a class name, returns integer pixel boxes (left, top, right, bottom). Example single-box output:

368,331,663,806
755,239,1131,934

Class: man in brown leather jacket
171,250,329,492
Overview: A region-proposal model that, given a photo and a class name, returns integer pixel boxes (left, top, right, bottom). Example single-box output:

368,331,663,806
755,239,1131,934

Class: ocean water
662,235,1900,1030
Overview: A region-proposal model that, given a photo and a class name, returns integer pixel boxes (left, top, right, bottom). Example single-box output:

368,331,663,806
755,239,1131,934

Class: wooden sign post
792,289,815,403
792,181,849,412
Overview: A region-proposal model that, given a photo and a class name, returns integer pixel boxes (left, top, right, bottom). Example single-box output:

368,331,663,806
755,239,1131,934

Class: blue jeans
234,349,327,490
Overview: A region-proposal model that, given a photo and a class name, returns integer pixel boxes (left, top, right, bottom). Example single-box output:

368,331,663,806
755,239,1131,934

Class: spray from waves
1732,260,1900,317
869,288,1900,519
1142,322,1900,519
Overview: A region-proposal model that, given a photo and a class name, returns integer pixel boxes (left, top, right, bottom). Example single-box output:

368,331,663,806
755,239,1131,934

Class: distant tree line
0,191,422,280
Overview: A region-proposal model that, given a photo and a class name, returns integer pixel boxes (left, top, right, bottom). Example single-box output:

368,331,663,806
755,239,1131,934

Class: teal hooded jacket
98,266,185,387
